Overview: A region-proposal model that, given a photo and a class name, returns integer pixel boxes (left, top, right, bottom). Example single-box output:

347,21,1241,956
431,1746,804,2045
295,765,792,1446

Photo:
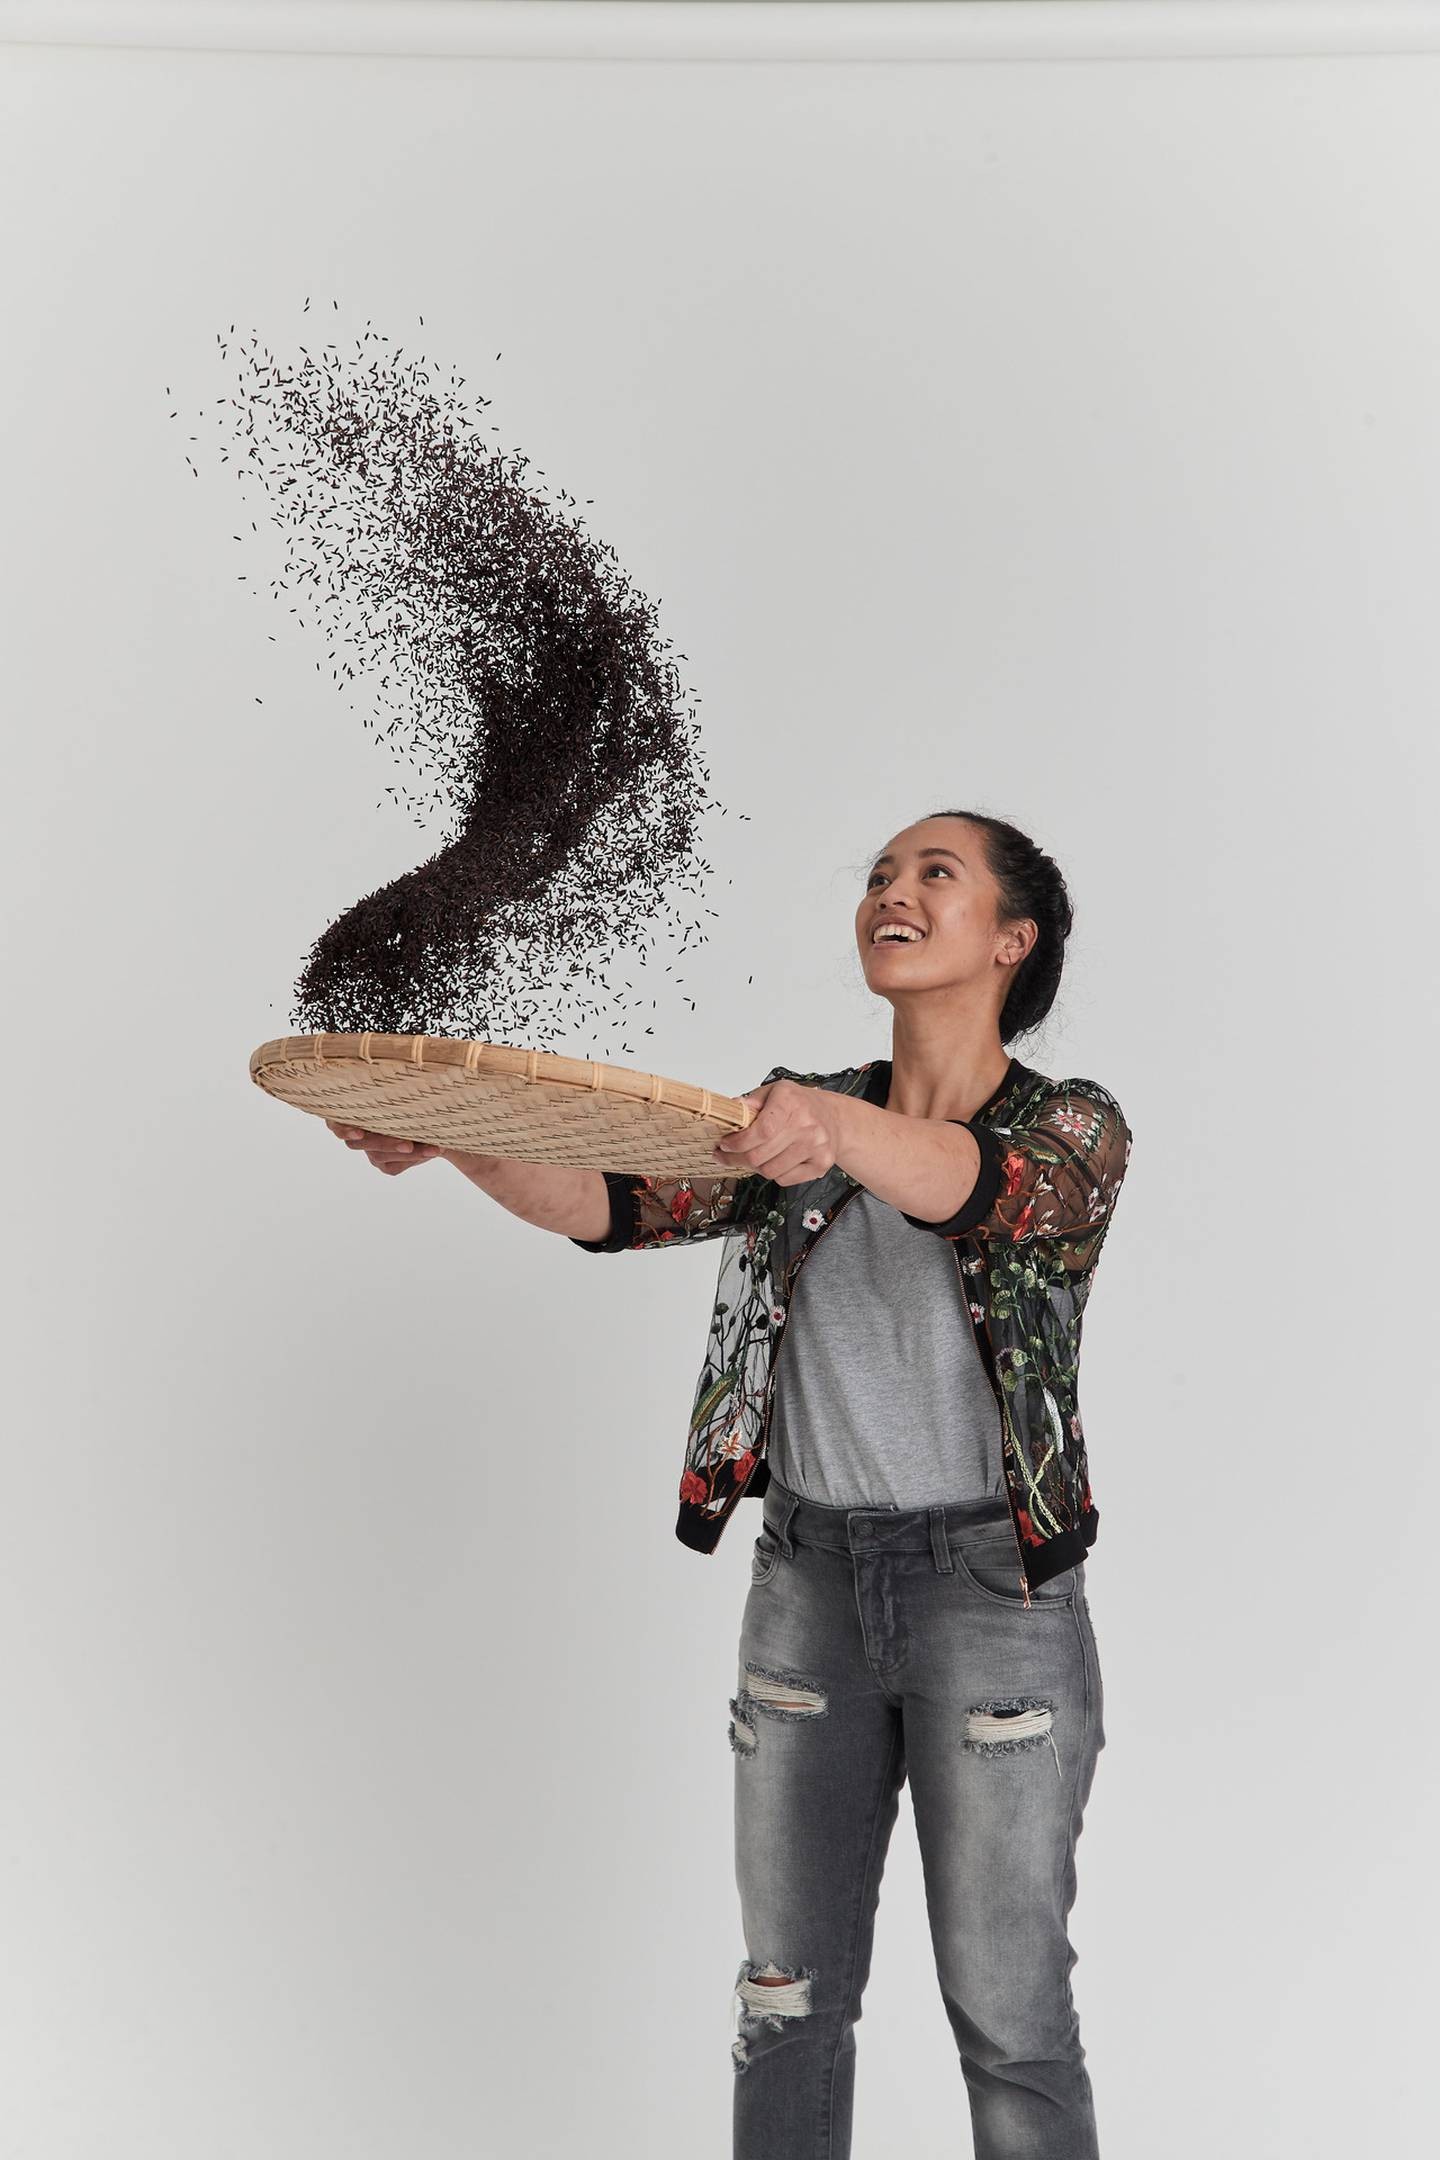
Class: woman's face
855,817,1013,1002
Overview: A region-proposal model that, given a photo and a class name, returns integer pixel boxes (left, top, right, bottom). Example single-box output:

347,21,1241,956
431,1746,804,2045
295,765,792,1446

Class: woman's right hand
325,1120,448,1175
326,1119,607,1234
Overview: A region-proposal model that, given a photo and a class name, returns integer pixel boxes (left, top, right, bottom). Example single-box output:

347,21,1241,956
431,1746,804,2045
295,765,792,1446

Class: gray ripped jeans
729,1472,1105,2160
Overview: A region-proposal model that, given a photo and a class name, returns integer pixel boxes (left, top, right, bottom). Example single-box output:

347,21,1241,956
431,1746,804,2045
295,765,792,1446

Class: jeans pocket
953,1531,1077,1607
751,1529,783,1585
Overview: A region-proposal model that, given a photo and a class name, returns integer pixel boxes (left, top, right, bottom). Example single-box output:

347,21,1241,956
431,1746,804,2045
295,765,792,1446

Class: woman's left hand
712,1078,848,1188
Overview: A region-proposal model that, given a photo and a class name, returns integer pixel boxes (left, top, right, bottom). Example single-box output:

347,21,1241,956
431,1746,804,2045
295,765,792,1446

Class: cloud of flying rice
194,311,728,1050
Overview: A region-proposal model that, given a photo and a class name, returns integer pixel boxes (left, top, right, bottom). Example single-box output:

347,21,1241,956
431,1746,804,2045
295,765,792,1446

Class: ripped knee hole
964,1697,1063,1777
732,1960,816,2071
727,1665,827,1755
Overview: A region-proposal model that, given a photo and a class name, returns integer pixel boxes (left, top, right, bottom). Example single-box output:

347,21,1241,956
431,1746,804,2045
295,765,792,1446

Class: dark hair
922,810,1074,1046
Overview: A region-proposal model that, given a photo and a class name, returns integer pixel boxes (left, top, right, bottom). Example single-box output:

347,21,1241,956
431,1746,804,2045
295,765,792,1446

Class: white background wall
2,4,1437,2154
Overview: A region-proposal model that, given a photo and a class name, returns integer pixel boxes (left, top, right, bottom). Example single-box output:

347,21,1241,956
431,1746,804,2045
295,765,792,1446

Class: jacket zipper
755,1181,864,1454
950,1241,1033,1609
753,1181,1034,1610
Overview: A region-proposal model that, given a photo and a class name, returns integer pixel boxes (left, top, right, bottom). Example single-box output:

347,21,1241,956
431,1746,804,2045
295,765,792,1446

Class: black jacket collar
859,1053,1030,1122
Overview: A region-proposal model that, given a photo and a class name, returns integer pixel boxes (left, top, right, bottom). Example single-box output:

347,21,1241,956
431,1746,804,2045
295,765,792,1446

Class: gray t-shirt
766,1186,1004,1509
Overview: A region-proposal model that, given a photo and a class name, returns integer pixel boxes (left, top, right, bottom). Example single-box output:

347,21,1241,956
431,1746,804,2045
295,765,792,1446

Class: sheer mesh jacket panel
569,1066,779,1254
899,1077,1132,1259
568,1167,758,1253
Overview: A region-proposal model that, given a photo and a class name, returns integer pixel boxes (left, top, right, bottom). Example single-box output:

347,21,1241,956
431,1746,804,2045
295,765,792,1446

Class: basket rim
247,1032,755,1128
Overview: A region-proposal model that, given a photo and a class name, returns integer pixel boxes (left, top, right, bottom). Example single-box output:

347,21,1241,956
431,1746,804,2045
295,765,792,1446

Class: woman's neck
884,1038,1014,1122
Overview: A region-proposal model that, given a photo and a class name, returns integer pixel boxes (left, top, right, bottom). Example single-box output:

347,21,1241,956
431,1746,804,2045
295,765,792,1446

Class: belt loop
929,1505,954,1574
776,1486,801,1558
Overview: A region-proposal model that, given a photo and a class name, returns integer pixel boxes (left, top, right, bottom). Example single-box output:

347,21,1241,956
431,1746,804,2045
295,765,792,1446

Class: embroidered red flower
998,1152,1035,1241
669,1186,696,1226
730,1450,755,1483
1016,1507,1046,1548
679,1469,708,1506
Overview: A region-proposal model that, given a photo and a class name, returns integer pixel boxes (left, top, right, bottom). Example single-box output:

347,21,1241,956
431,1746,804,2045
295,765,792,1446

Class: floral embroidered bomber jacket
570,1053,1133,1607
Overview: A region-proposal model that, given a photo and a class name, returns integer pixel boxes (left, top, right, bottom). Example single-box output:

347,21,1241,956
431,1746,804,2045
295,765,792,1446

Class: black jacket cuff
568,1170,642,1252
899,1118,1003,1238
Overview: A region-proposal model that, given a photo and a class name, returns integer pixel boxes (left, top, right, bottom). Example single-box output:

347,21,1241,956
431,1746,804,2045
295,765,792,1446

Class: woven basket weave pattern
249,1034,753,1176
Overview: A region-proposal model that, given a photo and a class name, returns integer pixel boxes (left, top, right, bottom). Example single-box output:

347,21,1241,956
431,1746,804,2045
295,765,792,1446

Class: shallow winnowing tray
248,1034,756,1177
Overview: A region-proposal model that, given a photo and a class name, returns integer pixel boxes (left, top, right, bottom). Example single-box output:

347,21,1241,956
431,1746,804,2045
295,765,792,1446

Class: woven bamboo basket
248,1034,756,1176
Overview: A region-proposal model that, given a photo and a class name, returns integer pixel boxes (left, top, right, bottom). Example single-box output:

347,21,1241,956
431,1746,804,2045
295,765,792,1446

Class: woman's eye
867,865,949,888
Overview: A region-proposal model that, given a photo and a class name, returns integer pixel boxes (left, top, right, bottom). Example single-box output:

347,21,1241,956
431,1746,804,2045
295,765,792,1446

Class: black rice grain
183,310,742,1053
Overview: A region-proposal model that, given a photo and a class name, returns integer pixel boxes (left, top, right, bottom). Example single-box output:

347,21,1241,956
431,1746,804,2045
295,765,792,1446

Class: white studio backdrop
1,4,1435,2155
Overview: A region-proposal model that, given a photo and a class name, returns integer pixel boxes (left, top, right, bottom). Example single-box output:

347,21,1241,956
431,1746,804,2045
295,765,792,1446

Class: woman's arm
444,1151,615,1241
711,1078,984,1221
820,1096,987,1226
879,1079,1133,1245
713,1075,1131,1246
329,1123,624,1240
565,1167,754,1252
566,1064,782,1253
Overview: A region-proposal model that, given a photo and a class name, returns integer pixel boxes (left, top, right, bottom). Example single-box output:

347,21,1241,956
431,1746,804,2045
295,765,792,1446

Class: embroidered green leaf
690,1367,739,1434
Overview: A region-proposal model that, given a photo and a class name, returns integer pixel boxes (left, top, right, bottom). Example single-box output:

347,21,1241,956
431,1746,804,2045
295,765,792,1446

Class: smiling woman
567,800,1132,2148
6,3,1430,2154
855,808,1073,1072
